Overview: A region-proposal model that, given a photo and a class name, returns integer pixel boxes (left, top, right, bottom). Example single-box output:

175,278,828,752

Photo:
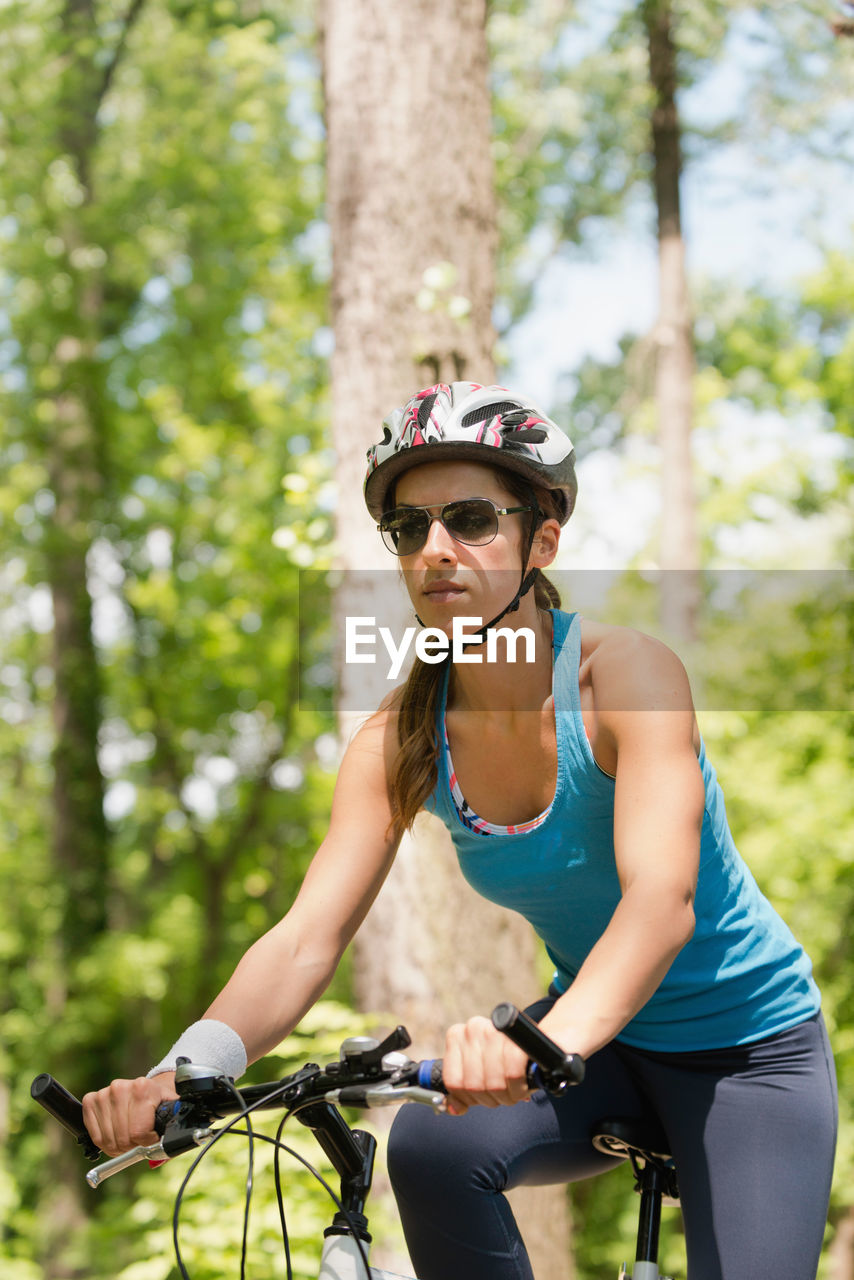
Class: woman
84,382,837,1280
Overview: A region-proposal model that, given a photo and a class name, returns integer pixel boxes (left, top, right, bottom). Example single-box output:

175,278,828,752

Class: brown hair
386,469,563,836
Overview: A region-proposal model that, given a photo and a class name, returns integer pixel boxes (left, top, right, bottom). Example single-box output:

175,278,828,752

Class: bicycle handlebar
31,1072,101,1161
491,1002,585,1088
31,1004,585,1188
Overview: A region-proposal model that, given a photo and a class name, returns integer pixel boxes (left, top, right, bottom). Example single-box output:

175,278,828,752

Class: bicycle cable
240,1105,254,1280
224,1121,374,1280
171,1078,284,1280
274,1097,374,1280
169,1079,374,1280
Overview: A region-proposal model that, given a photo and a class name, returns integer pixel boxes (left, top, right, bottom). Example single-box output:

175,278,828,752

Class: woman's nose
421,514,457,563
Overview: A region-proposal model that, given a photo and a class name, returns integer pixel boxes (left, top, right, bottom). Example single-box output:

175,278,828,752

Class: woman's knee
388,1103,514,1203
386,1095,450,1192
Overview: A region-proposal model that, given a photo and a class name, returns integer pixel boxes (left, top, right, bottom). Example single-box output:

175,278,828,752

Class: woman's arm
83,705,402,1154
538,629,703,1058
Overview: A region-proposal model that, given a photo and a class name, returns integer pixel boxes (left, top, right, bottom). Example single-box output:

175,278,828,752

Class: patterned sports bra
441,715,553,837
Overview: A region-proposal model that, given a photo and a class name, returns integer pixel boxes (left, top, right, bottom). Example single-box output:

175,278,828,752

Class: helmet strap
459,565,539,646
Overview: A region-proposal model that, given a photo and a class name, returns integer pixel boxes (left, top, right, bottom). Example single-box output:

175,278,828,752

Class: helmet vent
417,392,438,430
461,401,519,427
504,427,548,444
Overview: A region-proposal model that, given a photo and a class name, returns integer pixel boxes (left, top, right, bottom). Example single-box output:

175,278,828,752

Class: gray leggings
387,999,837,1280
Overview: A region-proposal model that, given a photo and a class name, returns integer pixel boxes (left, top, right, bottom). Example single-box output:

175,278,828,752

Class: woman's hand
441,1015,532,1116
82,1073,178,1156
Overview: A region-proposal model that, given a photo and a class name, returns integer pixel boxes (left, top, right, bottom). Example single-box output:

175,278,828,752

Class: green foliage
2,2,853,1278
488,0,785,332
801,252,854,448
489,0,652,327
0,2,337,1275
15,1003,380,1280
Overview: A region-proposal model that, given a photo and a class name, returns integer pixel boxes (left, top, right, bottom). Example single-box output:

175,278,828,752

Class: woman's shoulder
577,618,693,711
340,690,402,770
578,616,677,662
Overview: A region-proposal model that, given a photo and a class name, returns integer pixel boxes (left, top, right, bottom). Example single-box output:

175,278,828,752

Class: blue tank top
426,609,821,1051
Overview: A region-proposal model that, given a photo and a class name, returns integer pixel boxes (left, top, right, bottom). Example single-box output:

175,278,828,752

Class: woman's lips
422,580,466,604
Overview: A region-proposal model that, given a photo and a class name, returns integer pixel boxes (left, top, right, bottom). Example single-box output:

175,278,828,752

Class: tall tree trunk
643,0,699,642
49,1,110,975
38,5,146,1275
321,1,573,1274
47,0,147,1046
830,1205,854,1280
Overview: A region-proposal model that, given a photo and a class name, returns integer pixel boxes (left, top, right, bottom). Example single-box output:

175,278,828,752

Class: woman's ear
529,518,561,570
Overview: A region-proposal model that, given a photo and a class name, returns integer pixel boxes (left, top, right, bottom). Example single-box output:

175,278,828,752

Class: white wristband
147,1019,248,1081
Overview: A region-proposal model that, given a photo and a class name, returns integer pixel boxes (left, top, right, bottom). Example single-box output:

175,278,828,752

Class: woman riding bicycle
84,381,837,1280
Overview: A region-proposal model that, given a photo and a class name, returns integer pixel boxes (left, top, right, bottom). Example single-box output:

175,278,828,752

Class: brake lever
85,1123,218,1188
86,1141,169,1188
324,1084,446,1111
86,1065,233,1191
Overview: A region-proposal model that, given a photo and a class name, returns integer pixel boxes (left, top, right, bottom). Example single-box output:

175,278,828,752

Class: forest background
0,1,852,1278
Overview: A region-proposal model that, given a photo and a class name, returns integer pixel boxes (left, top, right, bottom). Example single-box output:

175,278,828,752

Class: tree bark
37,5,146,1275
47,0,148,1010
48,0,111,963
830,1204,854,1280
643,0,700,642
321,1,573,1274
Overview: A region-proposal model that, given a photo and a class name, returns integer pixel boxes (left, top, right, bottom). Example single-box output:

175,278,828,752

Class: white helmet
364,382,577,522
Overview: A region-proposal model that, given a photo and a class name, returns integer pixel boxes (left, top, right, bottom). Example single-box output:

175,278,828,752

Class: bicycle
32,1004,679,1280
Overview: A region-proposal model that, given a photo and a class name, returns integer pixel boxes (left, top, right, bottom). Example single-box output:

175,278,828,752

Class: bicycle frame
319,1233,415,1279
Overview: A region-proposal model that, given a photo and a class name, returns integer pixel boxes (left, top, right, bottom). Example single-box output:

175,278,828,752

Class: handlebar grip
415,1056,545,1095
155,1099,182,1136
416,1059,447,1092
491,1004,585,1091
31,1074,101,1161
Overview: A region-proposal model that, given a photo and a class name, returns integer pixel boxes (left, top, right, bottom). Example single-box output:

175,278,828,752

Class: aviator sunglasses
378,497,533,557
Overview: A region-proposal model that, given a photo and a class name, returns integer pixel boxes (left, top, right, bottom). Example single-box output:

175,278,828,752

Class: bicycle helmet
364,382,577,639
363,382,577,523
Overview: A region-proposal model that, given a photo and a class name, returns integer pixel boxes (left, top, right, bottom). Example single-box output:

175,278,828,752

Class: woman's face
390,461,549,633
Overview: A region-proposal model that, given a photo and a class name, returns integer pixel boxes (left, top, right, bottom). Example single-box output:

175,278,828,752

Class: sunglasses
378,498,533,557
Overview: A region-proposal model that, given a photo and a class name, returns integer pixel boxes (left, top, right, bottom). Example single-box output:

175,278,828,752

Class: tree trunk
49,0,111,971
37,4,146,1274
321,1,573,1274
643,0,699,642
47,0,149,1037
830,1205,854,1280
47,386,109,945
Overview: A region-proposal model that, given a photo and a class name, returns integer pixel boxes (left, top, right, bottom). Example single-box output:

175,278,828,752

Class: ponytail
388,654,447,836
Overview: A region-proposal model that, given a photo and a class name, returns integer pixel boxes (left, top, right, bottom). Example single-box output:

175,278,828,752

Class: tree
320,0,573,1273
3,3,149,1269
491,0,853,635
642,0,700,640
1,4,334,1275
